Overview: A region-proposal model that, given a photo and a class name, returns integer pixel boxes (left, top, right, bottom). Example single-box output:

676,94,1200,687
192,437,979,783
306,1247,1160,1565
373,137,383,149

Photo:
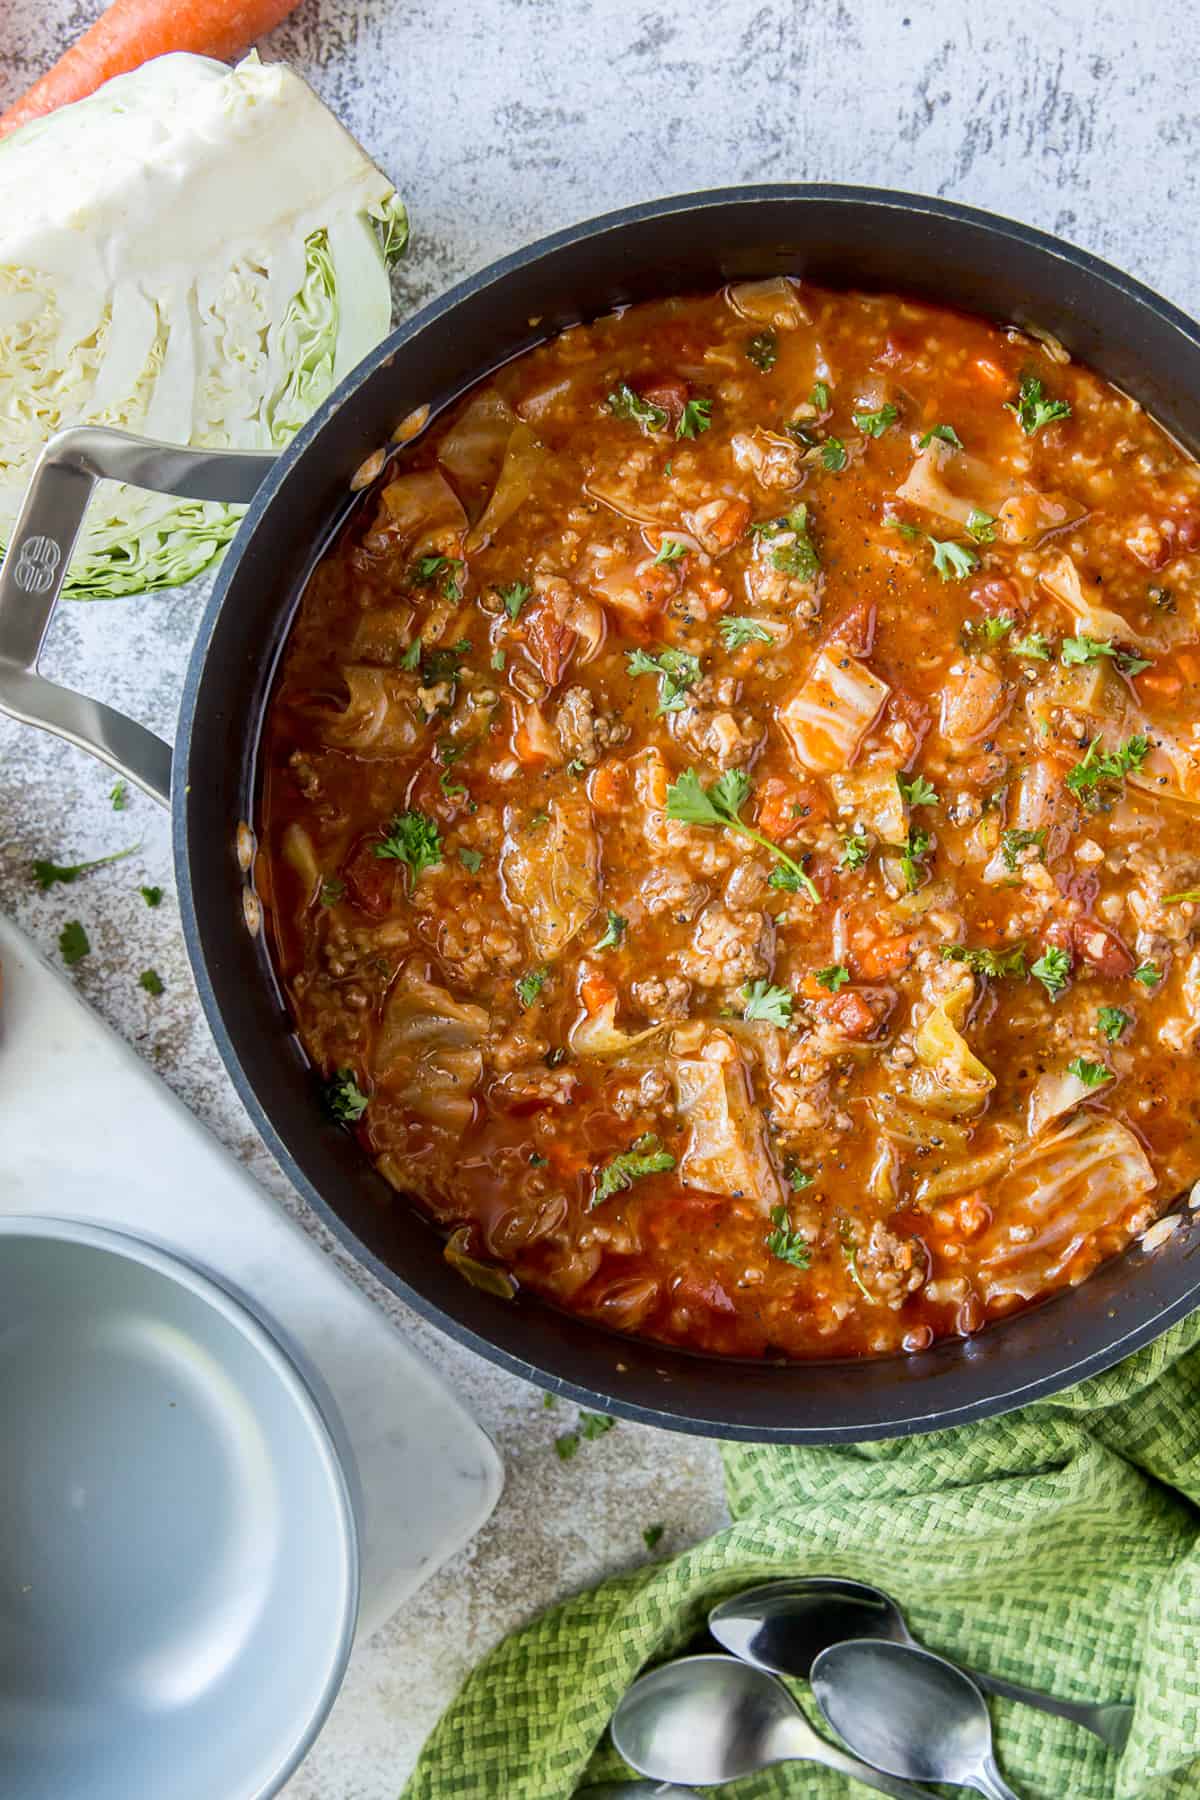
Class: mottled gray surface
2,1,1197,1793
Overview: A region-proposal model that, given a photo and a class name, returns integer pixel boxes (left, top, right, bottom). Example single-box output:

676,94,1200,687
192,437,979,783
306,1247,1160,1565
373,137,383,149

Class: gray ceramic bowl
0,1216,360,1800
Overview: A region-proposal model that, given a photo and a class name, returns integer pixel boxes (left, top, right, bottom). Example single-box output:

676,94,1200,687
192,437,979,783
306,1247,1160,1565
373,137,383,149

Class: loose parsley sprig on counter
666,767,819,901
32,843,137,891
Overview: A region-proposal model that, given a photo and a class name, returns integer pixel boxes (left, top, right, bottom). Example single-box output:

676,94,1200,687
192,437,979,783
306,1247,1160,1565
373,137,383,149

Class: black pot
6,186,1200,1441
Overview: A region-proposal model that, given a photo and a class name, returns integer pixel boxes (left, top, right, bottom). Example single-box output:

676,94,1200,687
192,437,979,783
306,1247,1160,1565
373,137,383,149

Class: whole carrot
0,0,303,139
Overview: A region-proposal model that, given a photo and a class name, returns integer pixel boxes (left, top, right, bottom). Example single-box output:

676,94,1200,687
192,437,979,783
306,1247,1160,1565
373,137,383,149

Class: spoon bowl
812,1638,1023,1800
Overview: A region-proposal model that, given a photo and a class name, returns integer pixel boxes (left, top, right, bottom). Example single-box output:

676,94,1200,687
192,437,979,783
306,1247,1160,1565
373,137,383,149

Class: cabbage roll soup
259,278,1200,1361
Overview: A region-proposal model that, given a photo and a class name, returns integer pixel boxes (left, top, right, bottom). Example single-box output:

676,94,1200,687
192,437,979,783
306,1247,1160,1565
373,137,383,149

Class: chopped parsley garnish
1011,630,1053,660
666,767,819,902
1149,585,1175,612
627,646,702,714
1133,961,1162,987
1067,1056,1111,1088
742,980,793,1025
810,380,831,410
326,1069,368,1122
607,383,668,432
815,964,851,993
58,920,90,966
1164,889,1200,905
458,848,484,874
422,639,473,684
497,579,531,620
110,780,128,811
1031,945,1072,999
375,810,443,878
529,1152,549,1167
840,1224,874,1301
898,771,939,808
821,437,848,472
1007,373,1071,435
319,877,345,906
437,737,469,796
401,638,422,670
745,330,778,372
410,554,464,601
941,943,1027,979
1000,826,1047,872
595,910,628,951
930,536,980,582
720,615,774,650
555,1432,579,1462
789,1167,815,1191
766,1205,812,1270
491,648,506,671
1065,734,1150,804
898,827,932,892
643,1523,666,1551
138,969,164,997
653,538,688,565
676,398,713,439
566,758,587,777
919,423,963,449
582,1410,616,1440
140,884,163,908
840,827,870,871
961,613,1014,650
1098,1006,1131,1043
592,1134,676,1209
32,843,137,890
756,503,820,580
1061,635,1153,676
966,507,997,543
853,402,899,437
516,966,549,1008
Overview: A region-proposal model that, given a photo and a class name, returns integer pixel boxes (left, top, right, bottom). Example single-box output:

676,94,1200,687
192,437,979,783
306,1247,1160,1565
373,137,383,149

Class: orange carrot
1135,668,1182,699
0,0,302,138
589,760,627,814
855,934,916,979
580,970,616,1016
972,357,1010,390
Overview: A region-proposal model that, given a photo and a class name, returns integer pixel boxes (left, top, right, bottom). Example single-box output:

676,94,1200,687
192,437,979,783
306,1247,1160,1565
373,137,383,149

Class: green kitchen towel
402,1314,1200,1800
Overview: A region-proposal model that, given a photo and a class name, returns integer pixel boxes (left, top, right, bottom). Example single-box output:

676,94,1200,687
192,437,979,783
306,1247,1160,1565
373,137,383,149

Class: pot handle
0,426,275,806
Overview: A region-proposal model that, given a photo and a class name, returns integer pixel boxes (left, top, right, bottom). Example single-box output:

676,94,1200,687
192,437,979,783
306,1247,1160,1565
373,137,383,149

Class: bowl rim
0,1212,360,1800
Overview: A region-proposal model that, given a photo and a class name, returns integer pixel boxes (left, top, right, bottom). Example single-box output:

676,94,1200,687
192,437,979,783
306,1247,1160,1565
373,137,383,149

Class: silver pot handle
0,426,274,806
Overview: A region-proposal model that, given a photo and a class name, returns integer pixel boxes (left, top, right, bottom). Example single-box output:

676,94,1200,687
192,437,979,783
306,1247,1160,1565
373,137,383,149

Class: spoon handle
968,1669,1133,1750
971,1752,1024,1800
784,1723,940,1800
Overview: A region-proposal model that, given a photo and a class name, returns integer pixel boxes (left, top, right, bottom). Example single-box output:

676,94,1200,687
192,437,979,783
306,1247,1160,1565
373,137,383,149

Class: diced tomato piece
636,561,683,607
1175,510,1200,553
588,759,627,814
968,574,1024,619
972,356,1010,390
1071,918,1134,978
755,776,828,839
522,600,577,688
341,834,398,916
816,990,879,1037
640,378,690,427
825,599,876,657
580,969,617,1015
1135,668,1183,699
855,934,915,979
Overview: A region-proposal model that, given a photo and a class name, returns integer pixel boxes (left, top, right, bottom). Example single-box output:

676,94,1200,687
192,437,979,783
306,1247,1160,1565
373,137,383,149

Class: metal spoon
709,1576,1132,1749
611,1652,939,1798
812,1638,1023,1800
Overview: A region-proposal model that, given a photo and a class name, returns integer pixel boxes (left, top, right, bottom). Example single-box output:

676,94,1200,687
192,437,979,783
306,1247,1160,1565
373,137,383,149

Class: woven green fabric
403,1316,1200,1800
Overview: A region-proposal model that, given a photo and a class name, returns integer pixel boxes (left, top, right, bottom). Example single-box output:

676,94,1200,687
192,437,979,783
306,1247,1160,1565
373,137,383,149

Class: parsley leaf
853,402,899,437
1011,630,1053,660
110,780,128,811
821,437,848,472
1007,373,1071,435
627,646,702,713
326,1068,368,1122
966,507,997,543
421,639,473,685
497,580,531,620
140,884,163,908
1133,961,1161,987
745,330,778,372
761,503,820,580
458,848,484,874
1062,634,1153,676
1098,1005,1131,1043
516,967,549,1008
375,810,442,878
410,554,465,601
401,638,422,671
592,1134,676,1208
930,537,980,582
1067,1055,1111,1088
676,398,713,439
1000,826,1047,872
1164,889,1200,904
1031,945,1072,999
580,1410,616,1441
653,539,688,565
919,423,963,449
742,980,793,1025
766,1204,812,1270
643,1523,666,1551
608,383,668,432
666,767,819,902
58,920,90,966
898,771,939,808
815,964,850,992
720,615,774,650
961,613,1014,651
32,843,137,890
1065,734,1150,804
898,827,932,892
941,943,1027,979
789,1167,815,1191
810,381,831,410
555,1433,579,1462
840,828,870,871
319,877,345,906
138,969,164,997
595,910,628,951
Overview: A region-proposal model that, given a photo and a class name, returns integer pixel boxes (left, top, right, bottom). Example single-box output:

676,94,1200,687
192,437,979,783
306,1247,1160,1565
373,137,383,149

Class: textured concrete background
2,1,1198,1793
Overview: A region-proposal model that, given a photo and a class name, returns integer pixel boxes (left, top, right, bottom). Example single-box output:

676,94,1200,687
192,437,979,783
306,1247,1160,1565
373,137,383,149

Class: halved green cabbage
0,52,407,598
